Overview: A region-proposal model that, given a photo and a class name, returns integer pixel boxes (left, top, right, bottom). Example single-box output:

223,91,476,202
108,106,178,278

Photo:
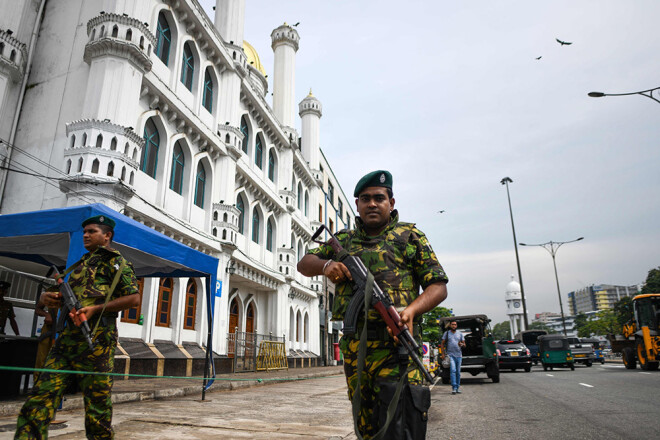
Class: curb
0,370,343,418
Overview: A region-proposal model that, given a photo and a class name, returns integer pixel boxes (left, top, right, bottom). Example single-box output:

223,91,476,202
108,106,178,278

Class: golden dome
243,40,266,77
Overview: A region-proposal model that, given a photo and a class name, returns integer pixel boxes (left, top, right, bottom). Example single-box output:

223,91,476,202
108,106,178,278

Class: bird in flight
437,210,445,214
556,38,572,46
535,56,542,60
292,22,300,27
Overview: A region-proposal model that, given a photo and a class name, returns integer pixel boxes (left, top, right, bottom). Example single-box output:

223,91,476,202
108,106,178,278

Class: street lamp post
588,87,660,105
519,237,584,336
500,177,529,329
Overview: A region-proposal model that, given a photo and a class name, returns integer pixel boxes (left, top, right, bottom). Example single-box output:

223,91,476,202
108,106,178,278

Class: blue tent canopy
0,203,219,386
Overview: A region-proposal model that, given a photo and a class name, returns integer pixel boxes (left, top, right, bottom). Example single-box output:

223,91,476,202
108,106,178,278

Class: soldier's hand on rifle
386,307,415,344
322,260,352,284
75,305,99,321
40,291,62,309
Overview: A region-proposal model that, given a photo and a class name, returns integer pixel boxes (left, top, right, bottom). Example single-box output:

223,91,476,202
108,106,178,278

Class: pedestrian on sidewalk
15,215,140,439
441,320,465,394
298,170,449,439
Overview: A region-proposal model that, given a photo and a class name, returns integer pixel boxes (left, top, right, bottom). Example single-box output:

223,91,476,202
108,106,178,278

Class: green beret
82,215,116,229
353,170,393,197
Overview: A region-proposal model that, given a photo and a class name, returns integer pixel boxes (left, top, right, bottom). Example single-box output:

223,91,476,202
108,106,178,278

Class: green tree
641,266,660,294
574,313,589,337
614,296,634,327
583,309,619,336
421,306,453,344
528,321,556,334
491,321,511,340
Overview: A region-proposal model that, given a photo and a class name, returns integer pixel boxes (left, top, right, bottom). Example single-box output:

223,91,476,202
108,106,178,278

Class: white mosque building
505,275,525,337
0,0,352,373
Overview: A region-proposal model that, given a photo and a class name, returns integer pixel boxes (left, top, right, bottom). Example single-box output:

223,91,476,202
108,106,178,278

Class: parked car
567,337,596,366
496,339,532,372
438,314,499,383
538,335,574,371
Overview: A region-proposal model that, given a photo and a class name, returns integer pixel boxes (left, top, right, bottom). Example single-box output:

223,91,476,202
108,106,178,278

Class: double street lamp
588,87,660,105
519,237,584,336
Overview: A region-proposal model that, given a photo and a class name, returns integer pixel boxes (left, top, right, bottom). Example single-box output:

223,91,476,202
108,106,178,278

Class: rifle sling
90,259,126,337
351,272,407,440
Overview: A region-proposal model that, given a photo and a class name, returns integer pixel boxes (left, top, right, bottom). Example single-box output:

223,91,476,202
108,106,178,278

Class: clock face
514,301,521,308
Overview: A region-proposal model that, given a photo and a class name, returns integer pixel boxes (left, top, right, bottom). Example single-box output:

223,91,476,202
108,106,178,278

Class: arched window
110,137,117,151
255,135,263,169
169,142,184,194
126,28,133,41
213,211,218,221
297,183,303,209
121,166,126,181
240,116,249,153
297,241,302,262
141,119,159,178
156,278,173,327
77,157,83,172
236,195,245,234
251,207,260,243
268,150,275,182
184,279,197,330
112,25,118,38
202,68,213,113
82,132,87,146
66,159,72,174
107,161,114,177
121,278,144,324
96,134,103,148
155,12,171,65
304,191,309,216
194,163,206,208
69,134,76,149
266,219,273,252
91,158,99,174
229,298,239,334
180,42,194,91
10,50,16,62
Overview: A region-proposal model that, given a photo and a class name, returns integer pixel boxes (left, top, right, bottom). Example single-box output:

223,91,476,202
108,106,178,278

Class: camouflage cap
82,215,116,229
353,170,393,197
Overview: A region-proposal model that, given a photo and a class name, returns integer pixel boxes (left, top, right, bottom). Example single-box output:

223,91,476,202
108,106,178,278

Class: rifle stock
312,226,434,383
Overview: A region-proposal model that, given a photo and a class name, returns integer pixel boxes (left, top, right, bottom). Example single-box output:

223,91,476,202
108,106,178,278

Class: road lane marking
546,374,554,377
579,383,594,388
639,372,652,375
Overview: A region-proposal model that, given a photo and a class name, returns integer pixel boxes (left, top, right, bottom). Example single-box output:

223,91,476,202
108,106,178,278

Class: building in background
568,284,640,315
0,0,353,372
532,312,561,325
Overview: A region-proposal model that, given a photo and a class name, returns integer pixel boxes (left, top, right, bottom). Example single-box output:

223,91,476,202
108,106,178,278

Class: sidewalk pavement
0,365,345,418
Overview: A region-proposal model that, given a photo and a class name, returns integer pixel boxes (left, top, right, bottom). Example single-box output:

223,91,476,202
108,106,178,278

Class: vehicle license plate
575,354,585,357
511,351,519,356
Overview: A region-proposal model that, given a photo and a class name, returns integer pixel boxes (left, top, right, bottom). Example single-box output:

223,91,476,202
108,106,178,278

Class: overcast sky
200,0,660,325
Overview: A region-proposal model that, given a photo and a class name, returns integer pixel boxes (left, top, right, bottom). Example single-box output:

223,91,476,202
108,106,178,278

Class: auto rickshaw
538,335,574,371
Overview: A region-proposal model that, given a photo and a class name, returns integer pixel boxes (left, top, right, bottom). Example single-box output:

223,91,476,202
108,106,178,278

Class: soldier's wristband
322,260,332,276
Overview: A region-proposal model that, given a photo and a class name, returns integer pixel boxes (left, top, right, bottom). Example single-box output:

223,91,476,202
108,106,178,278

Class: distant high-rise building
568,284,640,315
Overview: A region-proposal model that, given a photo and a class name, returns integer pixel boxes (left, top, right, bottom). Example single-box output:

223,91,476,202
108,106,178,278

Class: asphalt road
1,364,658,439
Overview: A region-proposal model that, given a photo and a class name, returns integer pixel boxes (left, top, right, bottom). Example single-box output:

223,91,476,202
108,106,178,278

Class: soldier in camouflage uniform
15,215,140,440
298,170,448,439
0,281,20,335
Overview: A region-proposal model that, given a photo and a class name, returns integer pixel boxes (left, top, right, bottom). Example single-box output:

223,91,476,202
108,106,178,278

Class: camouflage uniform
309,210,448,439
15,246,138,440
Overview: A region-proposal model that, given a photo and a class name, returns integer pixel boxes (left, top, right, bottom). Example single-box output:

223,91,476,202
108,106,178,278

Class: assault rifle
51,267,94,349
311,225,434,383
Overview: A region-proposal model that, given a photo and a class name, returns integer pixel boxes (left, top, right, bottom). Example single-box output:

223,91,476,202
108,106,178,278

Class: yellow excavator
611,294,660,370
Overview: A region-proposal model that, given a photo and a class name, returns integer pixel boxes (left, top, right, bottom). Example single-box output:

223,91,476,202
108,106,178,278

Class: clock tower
505,275,525,337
